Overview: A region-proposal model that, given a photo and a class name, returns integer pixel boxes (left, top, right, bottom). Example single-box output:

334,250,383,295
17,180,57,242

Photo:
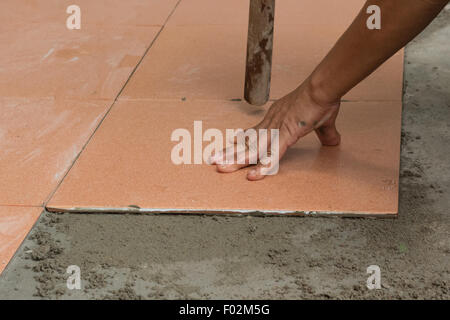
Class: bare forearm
306,0,448,104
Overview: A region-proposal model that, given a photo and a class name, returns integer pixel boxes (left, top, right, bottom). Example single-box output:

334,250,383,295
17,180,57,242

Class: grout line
42,0,183,207
114,0,183,99
46,206,397,218
0,96,403,103
115,97,402,103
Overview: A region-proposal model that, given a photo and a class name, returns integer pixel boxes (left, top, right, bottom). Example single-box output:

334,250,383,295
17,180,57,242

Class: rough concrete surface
0,7,449,300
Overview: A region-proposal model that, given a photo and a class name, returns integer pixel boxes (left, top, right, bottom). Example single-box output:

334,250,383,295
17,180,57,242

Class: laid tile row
47,99,401,216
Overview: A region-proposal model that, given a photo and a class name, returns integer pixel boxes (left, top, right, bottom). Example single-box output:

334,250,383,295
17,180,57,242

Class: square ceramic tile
120,25,248,100
167,0,250,25
0,98,111,206
0,206,42,274
271,25,404,101
120,25,403,101
275,0,366,26
0,23,160,99
47,100,401,216
0,0,178,26
168,0,365,26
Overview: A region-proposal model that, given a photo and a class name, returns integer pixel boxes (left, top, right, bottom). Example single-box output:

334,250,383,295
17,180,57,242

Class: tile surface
0,23,160,99
48,100,401,215
0,206,42,274
0,0,169,272
0,0,178,26
271,26,405,101
0,98,111,206
120,25,247,100
168,0,365,26
121,25,403,101
275,0,366,26
168,0,250,25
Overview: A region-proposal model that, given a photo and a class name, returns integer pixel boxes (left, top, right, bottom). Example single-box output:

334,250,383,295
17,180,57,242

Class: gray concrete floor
0,6,449,299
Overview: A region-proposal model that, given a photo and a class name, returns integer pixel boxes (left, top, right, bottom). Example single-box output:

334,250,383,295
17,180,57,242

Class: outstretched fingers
246,130,290,181
210,128,260,173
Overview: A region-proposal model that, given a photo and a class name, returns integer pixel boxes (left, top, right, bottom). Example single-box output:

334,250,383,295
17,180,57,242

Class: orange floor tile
167,0,250,26
47,100,401,216
0,0,179,26
0,98,111,206
275,0,366,26
0,23,160,99
120,25,248,100
271,26,404,101
121,24,403,101
168,0,365,26
0,206,42,274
